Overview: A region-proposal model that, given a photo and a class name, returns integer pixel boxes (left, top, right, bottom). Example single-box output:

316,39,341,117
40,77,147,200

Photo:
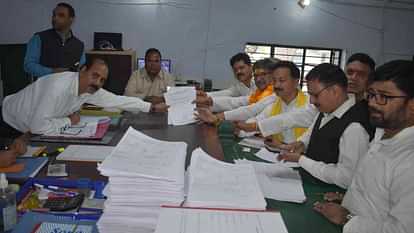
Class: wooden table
31,112,224,181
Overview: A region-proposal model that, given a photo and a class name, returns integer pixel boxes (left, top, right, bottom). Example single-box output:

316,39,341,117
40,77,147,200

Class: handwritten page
234,159,306,203
155,207,288,233
43,116,110,138
34,222,93,233
185,148,266,210
56,145,114,162
99,127,187,182
164,87,197,126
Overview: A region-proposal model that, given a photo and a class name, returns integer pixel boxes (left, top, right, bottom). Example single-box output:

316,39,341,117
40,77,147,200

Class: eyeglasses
366,91,408,105
308,84,334,99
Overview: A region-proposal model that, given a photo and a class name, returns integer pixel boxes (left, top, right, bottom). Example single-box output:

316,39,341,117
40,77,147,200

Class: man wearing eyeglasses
277,63,375,189
313,60,414,232
257,53,375,139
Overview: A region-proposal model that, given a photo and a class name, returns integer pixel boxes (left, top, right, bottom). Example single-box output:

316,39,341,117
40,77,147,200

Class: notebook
6,157,48,179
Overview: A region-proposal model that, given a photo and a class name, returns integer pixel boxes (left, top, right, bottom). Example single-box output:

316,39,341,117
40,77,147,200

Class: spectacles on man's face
308,84,334,99
366,91,408,105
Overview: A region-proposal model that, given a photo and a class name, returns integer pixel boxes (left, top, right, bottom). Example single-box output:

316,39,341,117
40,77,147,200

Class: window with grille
245,43,342,91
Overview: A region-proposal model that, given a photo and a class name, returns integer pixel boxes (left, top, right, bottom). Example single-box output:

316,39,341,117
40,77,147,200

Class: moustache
274,88,283,92
368,107,382,115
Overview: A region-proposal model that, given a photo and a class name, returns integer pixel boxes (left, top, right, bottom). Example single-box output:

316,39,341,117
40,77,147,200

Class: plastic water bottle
0,173,17,231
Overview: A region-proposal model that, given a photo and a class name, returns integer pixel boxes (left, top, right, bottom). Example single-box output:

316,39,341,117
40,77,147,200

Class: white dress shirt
208,78,255,98
223,94,277,121
342,126,414,233
257,103,318,137
252,95,308,143
297,96,370,189
2,72,151,135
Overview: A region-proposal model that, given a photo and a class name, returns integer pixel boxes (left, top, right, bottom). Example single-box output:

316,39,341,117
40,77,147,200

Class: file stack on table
97,127,187,233
185,148,267,210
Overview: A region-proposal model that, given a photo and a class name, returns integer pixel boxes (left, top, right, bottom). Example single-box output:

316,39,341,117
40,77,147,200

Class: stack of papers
155,207,288,233
97,127,187,233
164,87,197,126
234,159,306,203
185,148,266,210
56,145,114,162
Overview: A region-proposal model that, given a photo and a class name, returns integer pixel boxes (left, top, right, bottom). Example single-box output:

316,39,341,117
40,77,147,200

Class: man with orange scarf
196,58,276,112
196,61,309,145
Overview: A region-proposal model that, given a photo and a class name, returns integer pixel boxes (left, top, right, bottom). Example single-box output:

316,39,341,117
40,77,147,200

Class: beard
369,106,407,129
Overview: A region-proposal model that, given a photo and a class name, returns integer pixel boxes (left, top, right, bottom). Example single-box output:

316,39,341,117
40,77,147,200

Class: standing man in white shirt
257,53,376,138
195,53,255,107
1,58,168,135
313,60,414,233
278,63,375,189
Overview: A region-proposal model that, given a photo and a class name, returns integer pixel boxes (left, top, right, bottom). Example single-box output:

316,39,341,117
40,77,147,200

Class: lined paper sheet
155,207,288,233
56,145,114,162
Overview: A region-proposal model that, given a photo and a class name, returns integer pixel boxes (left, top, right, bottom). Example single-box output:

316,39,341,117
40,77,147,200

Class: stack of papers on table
155,207,288,233
185,148,266,210
234,159,306,203
97,127,187,233
164,86,197,126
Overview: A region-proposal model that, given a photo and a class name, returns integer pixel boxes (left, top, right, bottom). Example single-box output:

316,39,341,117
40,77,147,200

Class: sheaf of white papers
234,159,306,203
56,145,114,162
164,86,197,126
255,148,299,168
238,136,265,149
155,207,289,233
97,127,187,233
185,148,267,210
98,127,187,182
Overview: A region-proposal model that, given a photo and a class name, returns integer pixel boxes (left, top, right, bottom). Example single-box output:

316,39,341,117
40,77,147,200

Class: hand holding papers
164,87,197,126
255,148,299,168
97,127,187,233
185,148,267,210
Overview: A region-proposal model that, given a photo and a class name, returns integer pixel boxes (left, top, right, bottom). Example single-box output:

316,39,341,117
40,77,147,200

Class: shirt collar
55,29,73,42
324,94,356,119
375,126,414,146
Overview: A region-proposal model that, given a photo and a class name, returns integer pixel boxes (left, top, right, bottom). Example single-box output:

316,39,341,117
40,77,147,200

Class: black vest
36,29,84,69
306,100,375,164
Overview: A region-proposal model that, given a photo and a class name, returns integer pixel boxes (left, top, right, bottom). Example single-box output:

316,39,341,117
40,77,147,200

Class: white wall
0,0,413,91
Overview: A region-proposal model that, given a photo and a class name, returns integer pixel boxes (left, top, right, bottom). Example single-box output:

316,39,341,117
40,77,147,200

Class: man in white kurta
313,60,414,233
1,59,167,135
